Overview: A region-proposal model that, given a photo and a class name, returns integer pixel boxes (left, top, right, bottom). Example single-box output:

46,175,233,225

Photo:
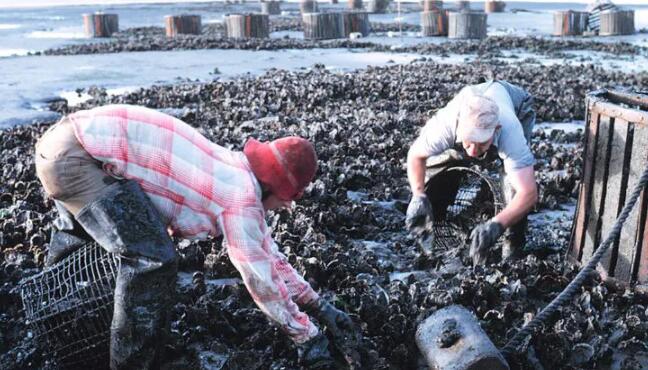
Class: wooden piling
484,1,505,13
568,89,648,290
300,0,319,14
82,13,119,38
343,11,370,37
448,11,486,39
303,12,345,40
260,1,281,15
367,0,390,13
457,0,470,10
165,15,201,37
553,10,589,36
599,10,635,36
225,13,270,39
348,0,363,10
422,0,443,12
421,10,448,36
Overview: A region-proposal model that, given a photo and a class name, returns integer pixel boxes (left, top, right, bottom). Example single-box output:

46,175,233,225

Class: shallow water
0,47,419,127
1,1,647,128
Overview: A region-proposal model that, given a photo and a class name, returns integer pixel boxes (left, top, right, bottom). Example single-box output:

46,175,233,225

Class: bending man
406,81,538,264
35,104,355,369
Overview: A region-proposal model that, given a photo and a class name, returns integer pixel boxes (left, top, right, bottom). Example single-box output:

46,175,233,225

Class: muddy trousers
35,119,177,370
76,180,178,370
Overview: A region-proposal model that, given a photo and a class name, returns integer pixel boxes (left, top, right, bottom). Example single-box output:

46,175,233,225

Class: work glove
297,333,335,369
405,194,434,232
305,299,357,342
469,221,504,266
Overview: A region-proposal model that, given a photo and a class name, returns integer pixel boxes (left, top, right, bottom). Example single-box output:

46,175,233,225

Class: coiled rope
501,163,648,356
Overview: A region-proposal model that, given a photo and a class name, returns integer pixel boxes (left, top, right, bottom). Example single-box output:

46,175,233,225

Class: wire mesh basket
20,243,119,369
425,166,503,251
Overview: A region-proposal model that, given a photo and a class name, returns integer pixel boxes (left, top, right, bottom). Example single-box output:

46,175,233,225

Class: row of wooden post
84,13,202,37
554,9,635,36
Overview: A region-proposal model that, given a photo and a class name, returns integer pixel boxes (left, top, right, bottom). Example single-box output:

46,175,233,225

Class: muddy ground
1,51,648,369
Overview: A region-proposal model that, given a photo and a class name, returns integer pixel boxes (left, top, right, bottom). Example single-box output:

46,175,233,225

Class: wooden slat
638,197,648,283
598,118,630,273
570,111,601,261
615,125,648,281
582,115,613,262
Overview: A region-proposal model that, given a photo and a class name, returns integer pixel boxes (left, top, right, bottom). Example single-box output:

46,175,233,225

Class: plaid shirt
69,104,319,343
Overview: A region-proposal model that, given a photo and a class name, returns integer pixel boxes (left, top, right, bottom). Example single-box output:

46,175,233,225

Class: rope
501,163,648,356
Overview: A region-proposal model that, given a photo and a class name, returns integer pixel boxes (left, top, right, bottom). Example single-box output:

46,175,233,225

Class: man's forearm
407,152,428,196
493,189,537,228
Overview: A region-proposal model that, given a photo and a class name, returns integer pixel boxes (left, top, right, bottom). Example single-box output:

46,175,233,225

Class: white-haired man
406,81,538,264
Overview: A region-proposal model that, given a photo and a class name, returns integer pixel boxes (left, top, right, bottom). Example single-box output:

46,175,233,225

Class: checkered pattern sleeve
219,207,319,344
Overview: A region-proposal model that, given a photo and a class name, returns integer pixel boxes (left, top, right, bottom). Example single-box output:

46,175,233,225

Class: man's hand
297,333,335,369
306,299,357,343
305,299,362,368
469,221,504,265
405,194,434,231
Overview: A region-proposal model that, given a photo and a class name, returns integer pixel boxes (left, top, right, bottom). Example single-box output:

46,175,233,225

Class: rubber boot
45,201,92,267
75,180,178,370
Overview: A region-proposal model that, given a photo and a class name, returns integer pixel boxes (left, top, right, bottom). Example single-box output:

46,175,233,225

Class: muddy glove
297,333,335,369
469,221,504,265
405,194,434,231
305,299,362,368
305,299,356,341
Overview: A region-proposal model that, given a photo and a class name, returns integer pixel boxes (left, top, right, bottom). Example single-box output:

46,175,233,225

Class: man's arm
407,147,429,196
492,165,537,228
219,208,318,344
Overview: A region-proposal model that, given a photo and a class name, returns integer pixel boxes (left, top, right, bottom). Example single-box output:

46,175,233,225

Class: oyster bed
1,60,647,369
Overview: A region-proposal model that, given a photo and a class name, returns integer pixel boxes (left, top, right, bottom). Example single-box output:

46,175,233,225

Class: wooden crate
260,1,281,15
421,0,443,12
165,15,201,37
367,0,390,14
599,10,635,36
348,0,363,10
456,0,470,10
553,10,589,36
484,1,505,13
421,10,448,36
300,0,319,14
568,89,648,290
303,12,346,40
82,13,119,38
225,14,270,39
448,11,486,39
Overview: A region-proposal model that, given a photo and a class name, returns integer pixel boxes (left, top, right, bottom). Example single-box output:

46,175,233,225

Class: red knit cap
243,137,318,201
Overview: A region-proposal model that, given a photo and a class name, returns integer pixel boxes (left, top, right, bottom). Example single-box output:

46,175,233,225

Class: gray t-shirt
410,81,536,173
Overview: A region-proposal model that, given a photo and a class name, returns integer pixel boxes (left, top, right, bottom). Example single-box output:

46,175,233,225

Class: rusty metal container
568,89,648,292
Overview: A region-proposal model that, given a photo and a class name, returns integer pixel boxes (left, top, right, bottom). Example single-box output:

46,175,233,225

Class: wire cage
425,166,503,251
20,243,119,368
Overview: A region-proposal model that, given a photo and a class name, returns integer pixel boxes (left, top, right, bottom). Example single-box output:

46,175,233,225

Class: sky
0,0,644,8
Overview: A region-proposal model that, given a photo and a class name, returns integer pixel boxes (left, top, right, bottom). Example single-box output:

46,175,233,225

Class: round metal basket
424,166,503,251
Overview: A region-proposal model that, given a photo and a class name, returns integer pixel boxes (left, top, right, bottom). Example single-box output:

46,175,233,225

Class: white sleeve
410,94,462,158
